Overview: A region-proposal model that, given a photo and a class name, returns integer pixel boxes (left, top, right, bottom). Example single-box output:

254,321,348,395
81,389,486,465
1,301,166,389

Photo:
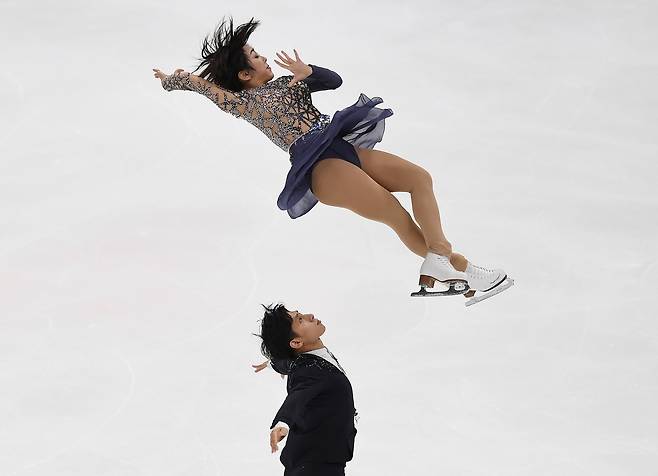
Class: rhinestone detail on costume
287,114,331,159
162,72,327,152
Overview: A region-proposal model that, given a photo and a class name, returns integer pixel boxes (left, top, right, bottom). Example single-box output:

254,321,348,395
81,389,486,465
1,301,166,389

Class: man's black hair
256,303,298,361
192,16,260,92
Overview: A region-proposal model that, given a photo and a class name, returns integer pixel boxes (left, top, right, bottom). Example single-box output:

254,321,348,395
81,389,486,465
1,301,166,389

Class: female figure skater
153,17,512,303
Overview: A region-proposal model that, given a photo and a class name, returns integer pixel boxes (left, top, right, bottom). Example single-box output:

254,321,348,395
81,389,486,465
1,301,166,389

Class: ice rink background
1,0,657,474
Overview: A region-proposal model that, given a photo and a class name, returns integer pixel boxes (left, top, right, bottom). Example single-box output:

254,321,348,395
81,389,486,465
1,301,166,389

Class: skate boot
463,263,514,307
411,252,470,297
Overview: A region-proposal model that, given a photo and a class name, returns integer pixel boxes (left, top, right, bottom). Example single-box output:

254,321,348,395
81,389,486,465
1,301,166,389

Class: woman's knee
413,166,433,190
399,164,433,193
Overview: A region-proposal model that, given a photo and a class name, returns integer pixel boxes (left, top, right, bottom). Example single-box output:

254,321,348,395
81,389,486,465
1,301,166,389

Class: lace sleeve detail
162,71,247,117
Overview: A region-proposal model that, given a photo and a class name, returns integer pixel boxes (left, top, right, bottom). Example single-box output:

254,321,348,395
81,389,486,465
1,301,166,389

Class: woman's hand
270,426,289,453
152,68,185,85
274,49,312,87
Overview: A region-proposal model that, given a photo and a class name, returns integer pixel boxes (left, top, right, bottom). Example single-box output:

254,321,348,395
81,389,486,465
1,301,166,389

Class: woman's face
242,43,274,86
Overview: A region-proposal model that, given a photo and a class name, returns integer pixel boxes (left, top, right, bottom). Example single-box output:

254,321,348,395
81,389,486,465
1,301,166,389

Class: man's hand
270,426,288,453
252,360,269,372
273,49,312,87
252,360,285,379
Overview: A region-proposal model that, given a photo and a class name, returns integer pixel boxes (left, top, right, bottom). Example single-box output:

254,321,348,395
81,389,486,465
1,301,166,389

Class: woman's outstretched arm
153,68,247,117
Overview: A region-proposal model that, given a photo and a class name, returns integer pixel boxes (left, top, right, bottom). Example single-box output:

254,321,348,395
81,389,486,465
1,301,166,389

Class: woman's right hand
274,50,312,87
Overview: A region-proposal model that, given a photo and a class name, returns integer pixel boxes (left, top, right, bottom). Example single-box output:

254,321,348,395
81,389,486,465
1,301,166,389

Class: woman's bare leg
311,158,429,257
355,147,468,272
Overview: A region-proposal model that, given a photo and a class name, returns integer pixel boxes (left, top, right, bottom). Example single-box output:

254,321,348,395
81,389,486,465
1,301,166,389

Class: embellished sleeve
303,64,343,93
161,71,247,118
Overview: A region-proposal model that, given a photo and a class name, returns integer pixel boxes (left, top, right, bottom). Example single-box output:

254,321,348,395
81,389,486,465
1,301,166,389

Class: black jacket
271,353,357,468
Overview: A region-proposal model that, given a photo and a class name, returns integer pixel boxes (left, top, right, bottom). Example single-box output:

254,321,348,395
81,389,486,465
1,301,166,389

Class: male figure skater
255,304,357,476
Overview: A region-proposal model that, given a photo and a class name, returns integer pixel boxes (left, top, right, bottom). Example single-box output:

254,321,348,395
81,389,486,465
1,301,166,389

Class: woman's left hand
274,49,312,87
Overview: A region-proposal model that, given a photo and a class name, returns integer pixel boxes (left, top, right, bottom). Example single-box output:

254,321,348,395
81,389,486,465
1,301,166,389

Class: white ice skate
410,252,470,298
463,263,514,307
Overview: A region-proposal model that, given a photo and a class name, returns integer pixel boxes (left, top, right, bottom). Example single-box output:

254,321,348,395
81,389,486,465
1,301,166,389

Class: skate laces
469,264,495,276
428,253,451,264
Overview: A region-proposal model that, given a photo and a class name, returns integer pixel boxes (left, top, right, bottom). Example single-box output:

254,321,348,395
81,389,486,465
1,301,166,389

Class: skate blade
411,280,469,298
464,278,514,307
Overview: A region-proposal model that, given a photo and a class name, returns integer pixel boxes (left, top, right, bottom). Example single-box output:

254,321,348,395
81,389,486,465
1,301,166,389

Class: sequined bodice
161,65,342,152
241,76,326,151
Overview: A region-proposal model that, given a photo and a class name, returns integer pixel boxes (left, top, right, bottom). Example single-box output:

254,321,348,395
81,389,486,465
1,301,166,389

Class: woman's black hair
192,17,260,92
256,303,298,361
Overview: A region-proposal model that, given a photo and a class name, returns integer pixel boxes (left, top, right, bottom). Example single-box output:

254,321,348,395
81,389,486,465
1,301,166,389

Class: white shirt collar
303,346,345,374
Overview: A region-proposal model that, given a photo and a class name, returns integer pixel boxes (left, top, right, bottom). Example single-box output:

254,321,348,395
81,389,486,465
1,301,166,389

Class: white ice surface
1,0,657,474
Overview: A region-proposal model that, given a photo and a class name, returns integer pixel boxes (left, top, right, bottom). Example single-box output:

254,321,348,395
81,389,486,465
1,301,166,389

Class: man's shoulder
271,353,338,377
291,353,342,375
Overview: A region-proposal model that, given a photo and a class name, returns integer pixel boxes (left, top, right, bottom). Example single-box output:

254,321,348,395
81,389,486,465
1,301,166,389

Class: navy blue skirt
277,93,394,219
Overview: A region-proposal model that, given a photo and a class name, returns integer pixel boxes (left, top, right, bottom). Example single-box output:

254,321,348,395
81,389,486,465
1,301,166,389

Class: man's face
288,309,325,350
243,43,274,83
